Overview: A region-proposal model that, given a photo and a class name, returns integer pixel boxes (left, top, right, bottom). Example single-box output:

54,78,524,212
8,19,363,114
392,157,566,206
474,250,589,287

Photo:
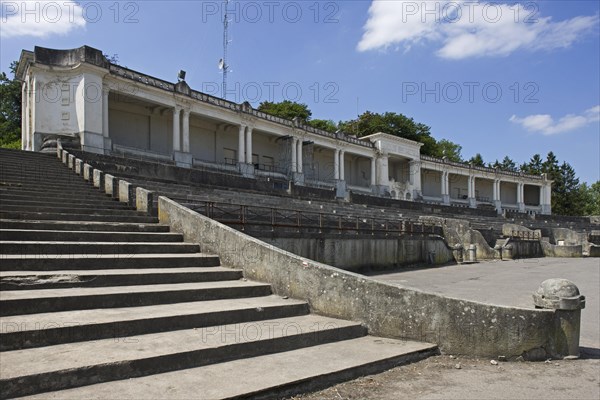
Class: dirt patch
290,355,600,400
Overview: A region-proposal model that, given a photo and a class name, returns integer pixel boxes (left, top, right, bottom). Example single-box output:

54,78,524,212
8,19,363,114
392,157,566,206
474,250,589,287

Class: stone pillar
297,139,303,174
518,182,526,212
172,106,181,152
292,138,305,184
21,82,26,150
291,138,298,173
182,109,190,153
468,175,477,208
245,126,253,165
532,279,585,359
173,107,192,168
494,179,502,214
238,125,246,163
543,184,552,215
339,150,345,181
370,157,376,186
102,87,111,154
409,160,422,199
334,149,340,180
441,172,450,205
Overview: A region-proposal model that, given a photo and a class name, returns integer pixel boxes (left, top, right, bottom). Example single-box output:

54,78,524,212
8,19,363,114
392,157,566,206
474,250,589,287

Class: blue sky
2,0,599,183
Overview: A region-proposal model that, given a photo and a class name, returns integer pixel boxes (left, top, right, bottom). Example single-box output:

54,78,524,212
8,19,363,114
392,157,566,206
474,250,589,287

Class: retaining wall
252,232,454,271
159,196,572,360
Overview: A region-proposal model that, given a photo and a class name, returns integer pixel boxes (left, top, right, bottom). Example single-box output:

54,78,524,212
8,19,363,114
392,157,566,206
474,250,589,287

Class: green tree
468,153,485,167
581,181,600,215
0,61,21,149
432,139,463,162
520,154,543,175
257,100,312,123
308,119,337,133
338,111,438,155
488,156,518,172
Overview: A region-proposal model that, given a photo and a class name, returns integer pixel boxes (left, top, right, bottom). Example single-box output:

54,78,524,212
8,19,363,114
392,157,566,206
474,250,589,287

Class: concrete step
0,267,243,290
19,336,437,400
0,188,118,202
0,229,183,242
0,211,157,223
0,197,131,209
0,253,220,271
0,241,200,255
0,219,170,233
0,295,309,350
0,315,366,399
0,178,100,191
1,280,273,316
0,205,141,215
0,185,101,199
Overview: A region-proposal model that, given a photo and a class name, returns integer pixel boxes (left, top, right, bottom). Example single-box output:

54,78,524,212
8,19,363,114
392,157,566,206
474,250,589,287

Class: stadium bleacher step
0,148,439,399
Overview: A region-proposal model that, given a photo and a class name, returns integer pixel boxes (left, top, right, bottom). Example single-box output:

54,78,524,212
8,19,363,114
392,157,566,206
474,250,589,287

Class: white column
297,139,303,174
442,172,448,196
334,149,340,180
245,126,253,165
468,176,474,199
172,106,181,152
22,82,28,150
339,150,345,181
102,88,109,139
497,181,502,201
545,184,552,214
539,184,544,207
518,183,524,203
493,180,499,201
291,138,298,172
182,109,190,153
370,157,376,186
238,125,246,163
409,160,422,197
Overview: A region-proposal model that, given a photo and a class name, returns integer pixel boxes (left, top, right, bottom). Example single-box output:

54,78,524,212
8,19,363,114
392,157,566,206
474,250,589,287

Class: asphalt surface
367,257,600,351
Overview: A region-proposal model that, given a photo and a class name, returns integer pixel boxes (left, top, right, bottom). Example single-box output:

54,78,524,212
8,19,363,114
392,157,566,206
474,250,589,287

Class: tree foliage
337,111,438,155
580,181,600,216
257,100,312,123
308,119,337,133
431,139,463,162
468,153,485,167
0,61,21,149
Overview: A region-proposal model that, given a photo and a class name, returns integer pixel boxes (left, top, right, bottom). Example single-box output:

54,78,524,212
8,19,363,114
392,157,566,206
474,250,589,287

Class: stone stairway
0,148,437,399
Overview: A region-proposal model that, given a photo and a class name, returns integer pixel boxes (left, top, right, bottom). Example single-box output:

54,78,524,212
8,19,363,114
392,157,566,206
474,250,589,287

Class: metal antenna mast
220,0,231,100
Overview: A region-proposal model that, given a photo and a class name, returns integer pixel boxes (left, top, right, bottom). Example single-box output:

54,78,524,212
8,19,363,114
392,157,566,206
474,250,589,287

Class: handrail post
319,213,323,234
271,208,275,232
241,205,246,231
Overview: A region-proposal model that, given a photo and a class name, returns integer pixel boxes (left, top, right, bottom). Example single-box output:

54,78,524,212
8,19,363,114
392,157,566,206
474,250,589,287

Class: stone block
75,159,83,175
83,164,93,181
118,180,134,205
93,169,104,189
136,187,155,215
104,174,118,198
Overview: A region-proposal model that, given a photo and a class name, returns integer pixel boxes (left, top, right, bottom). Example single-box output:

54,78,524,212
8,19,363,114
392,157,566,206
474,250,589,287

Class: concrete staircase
0,148,437,399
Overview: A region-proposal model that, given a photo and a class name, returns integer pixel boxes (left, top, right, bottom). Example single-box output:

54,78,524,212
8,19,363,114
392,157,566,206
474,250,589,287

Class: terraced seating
0,148,437,399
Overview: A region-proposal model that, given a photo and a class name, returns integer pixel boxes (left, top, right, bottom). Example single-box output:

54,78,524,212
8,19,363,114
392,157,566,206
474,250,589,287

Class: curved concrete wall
253,234,454,271
159,197,572,360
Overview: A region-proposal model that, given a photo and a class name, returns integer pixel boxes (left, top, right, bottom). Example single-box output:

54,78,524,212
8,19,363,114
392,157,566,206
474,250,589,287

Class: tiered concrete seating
0,148,436,398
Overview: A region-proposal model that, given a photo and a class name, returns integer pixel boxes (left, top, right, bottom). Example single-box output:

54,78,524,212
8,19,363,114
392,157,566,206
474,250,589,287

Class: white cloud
1,0,86,38
510,105,600,135
357,1,598,59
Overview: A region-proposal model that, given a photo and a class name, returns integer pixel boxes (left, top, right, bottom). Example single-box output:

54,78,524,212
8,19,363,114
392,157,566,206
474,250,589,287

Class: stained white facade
17,46,552,215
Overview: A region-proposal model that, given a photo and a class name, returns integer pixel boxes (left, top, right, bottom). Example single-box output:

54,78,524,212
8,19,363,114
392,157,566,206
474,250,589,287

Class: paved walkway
367,258,600,350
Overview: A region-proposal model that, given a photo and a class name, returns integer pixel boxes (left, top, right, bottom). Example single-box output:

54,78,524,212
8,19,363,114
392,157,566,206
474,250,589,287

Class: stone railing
108,63,374,149
420,155,543,181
